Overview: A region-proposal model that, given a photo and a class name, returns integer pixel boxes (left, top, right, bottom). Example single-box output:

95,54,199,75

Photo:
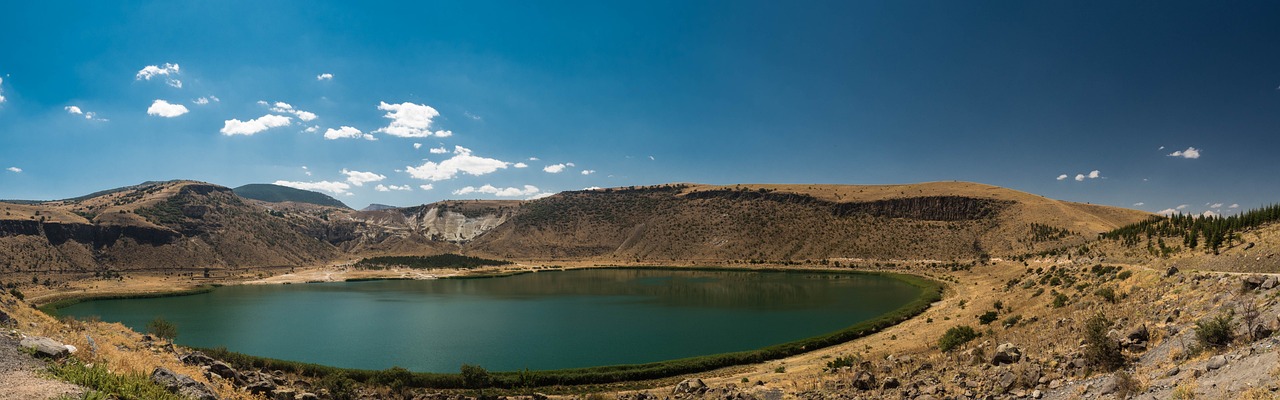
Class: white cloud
1210,203,1223,209
1202,210,1219,218
341,169,386,186
405,146,510,181
220,114,292,136
316,73,333,81
304,125,320,133
192,95,219,105
374,101,448,137
375,184,412,192
324,126,365,140
66,105,106,121
581,169,595,175
528,192,555,200
146,99,189,117
1229,204,1240,209
1158,146,1166,150
273,180,350,195
1156,208,1179,216
1074,174,1085,182
453,184,540,197
1056,174,1068,181
1087,170,1101,179
136,63,182,88
429,147,448,154
463,111,482,121
5,167,21,173
543,162,575,173
0,77,5,103
1133,202,1144,207
1168,147,1201,159
413,143,422,149
514,162,528,168
418,184,434,191
583,186,602,190
302,166,312,176
65,106,83,114
268,101,318,122
1176,204,1188,210
529,157,540,161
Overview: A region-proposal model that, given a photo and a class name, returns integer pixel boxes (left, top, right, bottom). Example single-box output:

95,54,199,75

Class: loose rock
19,336,70,359
150,367,219,400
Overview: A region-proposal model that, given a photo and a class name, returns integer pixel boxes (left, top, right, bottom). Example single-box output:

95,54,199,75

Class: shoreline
31,262,945,389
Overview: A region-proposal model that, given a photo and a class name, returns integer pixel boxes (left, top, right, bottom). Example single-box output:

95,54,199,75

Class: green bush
1094,287,1117,303
1051,291,1068,308
1001,315,1022,328
824,355,858,372
939,326,980,352
48,359,184,400
977,311,999,325
8,288,22,301
1082,312,1125,372
146,317,178,342
1195,311,1235,349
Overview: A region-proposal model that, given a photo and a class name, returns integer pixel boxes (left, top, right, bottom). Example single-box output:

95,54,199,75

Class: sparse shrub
774,366,786,373
1095,287,1117,303
1116,270,1132,280
460,364,491,390
318,371,357,400
1171,380,1197,399
373,366,413,393
1052,291,1068,308
939,325,980,352
978,311,998,325
1194,310,1235,349
825,355,858,372
8,288,22,300
1002,315,1022,328
1113,371,1143,399
1082,312,1126,372
146,317,177,342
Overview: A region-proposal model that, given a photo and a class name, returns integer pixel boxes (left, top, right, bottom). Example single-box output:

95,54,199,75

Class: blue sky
1,1,1278,214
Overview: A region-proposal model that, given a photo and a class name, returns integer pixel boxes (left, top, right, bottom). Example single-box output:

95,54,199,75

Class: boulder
151,367,219,400
19,336,70,359
270,388,295,400
673,378,707,395
1243,275,1266,291
1126,325,1149,343
208,361,240,381
1206,355,1227,370
991,343,1022,365
852,371,876,391
996,371,1016,392
181,352,216,366
0,310,11,325
881,376,900,389
1263,276,1278,290
1166,266,1179,277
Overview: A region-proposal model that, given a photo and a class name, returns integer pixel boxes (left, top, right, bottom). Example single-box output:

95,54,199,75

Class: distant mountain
233,184,350,209
361,203,399,211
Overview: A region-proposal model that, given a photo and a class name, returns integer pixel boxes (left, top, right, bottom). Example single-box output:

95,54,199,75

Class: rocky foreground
2,256,1280,400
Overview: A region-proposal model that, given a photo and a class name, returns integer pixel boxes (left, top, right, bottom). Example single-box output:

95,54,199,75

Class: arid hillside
0,181,1150,277
468,182,1151,262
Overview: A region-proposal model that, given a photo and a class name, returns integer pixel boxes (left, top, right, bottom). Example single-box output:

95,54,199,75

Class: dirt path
0,335,83,400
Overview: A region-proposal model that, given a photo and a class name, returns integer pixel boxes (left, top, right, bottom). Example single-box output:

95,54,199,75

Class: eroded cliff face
334,203,519,254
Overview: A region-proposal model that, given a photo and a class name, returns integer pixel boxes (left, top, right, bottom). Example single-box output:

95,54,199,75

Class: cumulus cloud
581,169,595,175
413,143,422,149
529,157,540,161
65,106,82,114
429,146,448,154
341,169,386,186
418,184,434,191
1168,147,1201,159
5,167,21,173
66,105,106,121
220,114,292,136
1056,174,1068,181
273,180,350,195
374,101,450,138
1210,203,1223,209
1176,204,1188,210
324,126,367,140
1088,170,1101,179
1063,170,1102,182
146,99,189,117
1229,204,1240,209
304,126,320,133
513,162,528,168
1156,208,1179,216
405,146,510,181
1202,210,1219,218
192,96,219,105
135,63,182,88
375,184,412,192
528,192,555,200
1133,202,1144,207
268,101,317,122
1074,174,1085,182
543,162,575,173
316,73,333,81
453,184,540,197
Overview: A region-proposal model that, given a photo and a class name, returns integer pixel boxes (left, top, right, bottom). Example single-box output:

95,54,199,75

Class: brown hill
467,182,1151,261
0,180,1150,275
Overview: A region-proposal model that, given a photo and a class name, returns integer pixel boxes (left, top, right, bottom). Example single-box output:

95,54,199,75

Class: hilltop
232,183,351,209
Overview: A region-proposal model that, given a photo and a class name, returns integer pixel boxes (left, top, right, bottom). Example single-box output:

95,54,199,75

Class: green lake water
58,268,923,372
